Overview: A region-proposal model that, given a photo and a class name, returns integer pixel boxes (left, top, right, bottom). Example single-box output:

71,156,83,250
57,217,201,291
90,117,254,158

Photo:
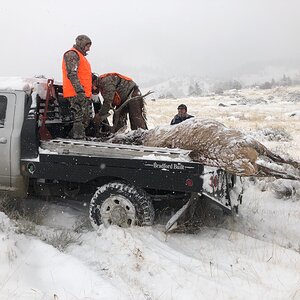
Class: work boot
70,122,86,139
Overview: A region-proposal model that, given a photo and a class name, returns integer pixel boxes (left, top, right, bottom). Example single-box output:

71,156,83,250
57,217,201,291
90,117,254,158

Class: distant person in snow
62,34,93,139
92,73,147,133
170,104,194,125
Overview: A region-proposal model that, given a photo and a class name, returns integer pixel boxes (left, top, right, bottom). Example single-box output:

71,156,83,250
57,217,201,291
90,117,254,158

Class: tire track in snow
66,226,300,300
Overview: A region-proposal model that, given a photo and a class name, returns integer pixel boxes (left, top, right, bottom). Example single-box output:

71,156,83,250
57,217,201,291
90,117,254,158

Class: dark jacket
170,114,194,125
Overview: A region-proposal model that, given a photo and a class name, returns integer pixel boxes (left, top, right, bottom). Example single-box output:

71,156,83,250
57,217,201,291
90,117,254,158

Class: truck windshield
0,95,7,127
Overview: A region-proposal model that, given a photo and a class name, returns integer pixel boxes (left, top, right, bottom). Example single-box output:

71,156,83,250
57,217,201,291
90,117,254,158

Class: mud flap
165,192,199,232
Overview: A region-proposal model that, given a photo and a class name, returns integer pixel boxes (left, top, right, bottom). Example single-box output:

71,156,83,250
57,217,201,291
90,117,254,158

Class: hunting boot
70,122,86,139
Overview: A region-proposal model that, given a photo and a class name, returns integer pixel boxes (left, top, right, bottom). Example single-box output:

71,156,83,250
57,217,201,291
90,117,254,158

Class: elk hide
109,118,300,179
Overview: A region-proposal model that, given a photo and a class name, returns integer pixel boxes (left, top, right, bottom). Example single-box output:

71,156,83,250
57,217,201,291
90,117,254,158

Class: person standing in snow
170,104,194,125
62,34,93,139
92,73,147,133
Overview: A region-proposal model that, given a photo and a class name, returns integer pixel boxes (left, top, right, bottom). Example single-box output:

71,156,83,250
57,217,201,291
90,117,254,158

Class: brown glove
93,112,110,125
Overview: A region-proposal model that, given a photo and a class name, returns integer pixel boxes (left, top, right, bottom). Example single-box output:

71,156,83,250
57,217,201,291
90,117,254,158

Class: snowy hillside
144,76,212,99
143,67,300,99
1,85,300,299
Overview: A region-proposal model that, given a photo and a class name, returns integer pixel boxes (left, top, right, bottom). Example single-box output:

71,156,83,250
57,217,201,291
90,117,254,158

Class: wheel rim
99,195,136,227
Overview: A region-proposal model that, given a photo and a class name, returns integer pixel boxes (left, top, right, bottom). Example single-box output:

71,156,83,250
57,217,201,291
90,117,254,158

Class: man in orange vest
62,35,92,139
92,73,147,133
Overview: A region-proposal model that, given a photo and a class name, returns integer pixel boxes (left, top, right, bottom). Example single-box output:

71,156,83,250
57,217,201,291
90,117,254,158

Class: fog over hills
141,60,300,98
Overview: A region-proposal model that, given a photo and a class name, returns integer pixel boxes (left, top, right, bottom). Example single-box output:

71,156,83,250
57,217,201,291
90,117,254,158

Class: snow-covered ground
1,85,300,300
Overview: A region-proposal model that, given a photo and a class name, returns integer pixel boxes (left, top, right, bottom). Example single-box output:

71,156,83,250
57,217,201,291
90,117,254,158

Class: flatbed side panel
37,153,202,172
22,154,204,193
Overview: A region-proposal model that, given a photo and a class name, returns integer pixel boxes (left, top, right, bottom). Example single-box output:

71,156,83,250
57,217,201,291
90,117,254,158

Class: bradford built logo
153,162,185,170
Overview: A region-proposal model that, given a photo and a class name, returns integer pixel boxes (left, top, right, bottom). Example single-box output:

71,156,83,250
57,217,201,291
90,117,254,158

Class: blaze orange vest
99,72,133,81
62,47,92,98
99,73,133,106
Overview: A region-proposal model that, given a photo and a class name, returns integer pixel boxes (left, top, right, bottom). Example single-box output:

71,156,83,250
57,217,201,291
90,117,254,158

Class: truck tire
89,181,154,229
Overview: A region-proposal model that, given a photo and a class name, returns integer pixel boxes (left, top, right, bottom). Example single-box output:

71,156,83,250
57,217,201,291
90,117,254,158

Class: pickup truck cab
0,85,32,197
0,77,242,229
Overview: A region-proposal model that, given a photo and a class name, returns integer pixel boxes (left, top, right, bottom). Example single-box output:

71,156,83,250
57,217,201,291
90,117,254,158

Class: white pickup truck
0,77,242,230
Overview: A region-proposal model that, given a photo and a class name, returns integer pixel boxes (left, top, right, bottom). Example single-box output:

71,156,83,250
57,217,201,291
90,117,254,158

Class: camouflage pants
68,95,92,139
113,87,148,132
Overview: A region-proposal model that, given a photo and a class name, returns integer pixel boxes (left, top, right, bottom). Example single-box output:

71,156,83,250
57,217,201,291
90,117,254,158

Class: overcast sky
0,0,299,84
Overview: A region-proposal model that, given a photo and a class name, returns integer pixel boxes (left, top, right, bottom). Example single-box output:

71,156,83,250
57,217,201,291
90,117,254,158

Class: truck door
0,93,16,188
